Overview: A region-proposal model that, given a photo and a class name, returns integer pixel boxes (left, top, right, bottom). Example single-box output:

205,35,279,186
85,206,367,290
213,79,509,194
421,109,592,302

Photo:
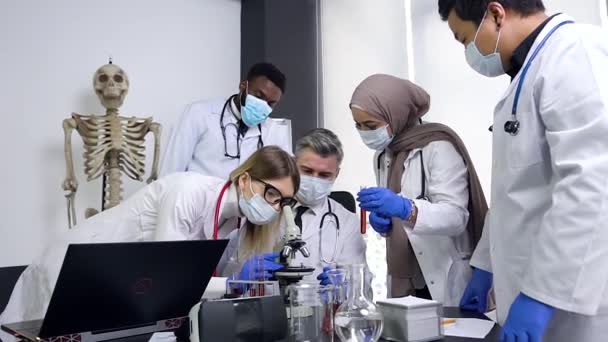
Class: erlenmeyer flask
334,264,383,342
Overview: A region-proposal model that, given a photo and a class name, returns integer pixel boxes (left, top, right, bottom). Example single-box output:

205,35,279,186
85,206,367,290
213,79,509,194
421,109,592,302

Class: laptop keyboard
4,319,42,338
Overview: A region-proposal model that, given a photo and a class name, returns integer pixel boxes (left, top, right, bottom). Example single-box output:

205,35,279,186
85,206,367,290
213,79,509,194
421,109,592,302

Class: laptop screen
39,240,228,338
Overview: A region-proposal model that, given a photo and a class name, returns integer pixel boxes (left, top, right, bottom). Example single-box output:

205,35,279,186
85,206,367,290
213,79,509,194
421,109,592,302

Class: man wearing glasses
160,62,292,178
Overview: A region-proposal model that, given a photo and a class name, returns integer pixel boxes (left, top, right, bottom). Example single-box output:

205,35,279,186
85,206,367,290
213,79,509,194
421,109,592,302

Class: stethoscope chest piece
504,118,520,136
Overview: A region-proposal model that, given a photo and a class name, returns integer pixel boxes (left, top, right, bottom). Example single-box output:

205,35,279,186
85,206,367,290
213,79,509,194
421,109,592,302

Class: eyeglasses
253,177,297,208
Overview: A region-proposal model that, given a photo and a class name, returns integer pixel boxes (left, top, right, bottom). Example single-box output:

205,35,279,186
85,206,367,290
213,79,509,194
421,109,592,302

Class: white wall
0,0,241,267
321,0,409,198
321,0,409,300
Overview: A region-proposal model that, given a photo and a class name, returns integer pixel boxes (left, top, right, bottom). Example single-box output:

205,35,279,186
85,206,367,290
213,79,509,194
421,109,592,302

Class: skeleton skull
93,64,129,111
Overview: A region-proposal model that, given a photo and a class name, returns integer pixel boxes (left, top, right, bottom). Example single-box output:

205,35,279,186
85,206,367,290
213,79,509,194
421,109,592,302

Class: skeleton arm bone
62,117,78,193
147,122,161,184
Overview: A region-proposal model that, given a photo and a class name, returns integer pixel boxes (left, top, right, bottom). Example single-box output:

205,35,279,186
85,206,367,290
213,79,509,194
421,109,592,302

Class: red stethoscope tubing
213,181,232,240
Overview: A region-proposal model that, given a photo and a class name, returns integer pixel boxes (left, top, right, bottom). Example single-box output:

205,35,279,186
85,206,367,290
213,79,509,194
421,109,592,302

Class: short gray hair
295,128,344,164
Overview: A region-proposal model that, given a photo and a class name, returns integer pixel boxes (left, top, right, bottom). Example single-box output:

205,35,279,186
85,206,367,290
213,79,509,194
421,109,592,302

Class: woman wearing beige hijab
351,74,488,306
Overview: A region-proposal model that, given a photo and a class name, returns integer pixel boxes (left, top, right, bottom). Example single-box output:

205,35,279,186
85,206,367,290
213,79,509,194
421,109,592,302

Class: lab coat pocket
507,113,547,169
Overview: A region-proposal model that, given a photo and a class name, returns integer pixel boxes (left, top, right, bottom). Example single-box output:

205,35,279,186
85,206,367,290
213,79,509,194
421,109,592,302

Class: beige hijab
351,74,488,297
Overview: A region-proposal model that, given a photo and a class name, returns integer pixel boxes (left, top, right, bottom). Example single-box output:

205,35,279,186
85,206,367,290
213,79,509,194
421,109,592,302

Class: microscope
272,206,315,288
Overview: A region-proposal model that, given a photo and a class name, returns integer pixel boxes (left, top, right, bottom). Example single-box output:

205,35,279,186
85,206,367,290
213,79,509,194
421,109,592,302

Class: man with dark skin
161,62,291,179
438,1,608,341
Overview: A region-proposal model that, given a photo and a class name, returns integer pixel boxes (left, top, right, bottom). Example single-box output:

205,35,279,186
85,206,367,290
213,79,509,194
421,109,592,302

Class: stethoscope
318,199,340,264
220,95,263,158
503,20,574,136
376,149,429,201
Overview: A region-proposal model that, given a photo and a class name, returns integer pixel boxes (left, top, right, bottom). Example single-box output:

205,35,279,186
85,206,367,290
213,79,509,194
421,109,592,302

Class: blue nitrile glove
369,211,392,234
357,187,412,220
501,293,555,342
317,266,333,286
237,252,282,280
460,268,493,313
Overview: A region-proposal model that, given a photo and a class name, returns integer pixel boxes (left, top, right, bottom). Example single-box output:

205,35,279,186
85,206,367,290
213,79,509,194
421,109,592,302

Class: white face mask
358,125,393,151
297,175,334,207
465,11,505,78
238,179,279,225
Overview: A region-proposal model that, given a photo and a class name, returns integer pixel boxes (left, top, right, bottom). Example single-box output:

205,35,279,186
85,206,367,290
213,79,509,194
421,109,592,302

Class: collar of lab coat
296,196,329,216
379,146,424,166
496,13,575,107
229,95,242,120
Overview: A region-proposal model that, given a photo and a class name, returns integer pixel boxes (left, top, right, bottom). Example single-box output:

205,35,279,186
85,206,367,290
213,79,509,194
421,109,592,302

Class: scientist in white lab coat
0,146,299,341
217,128,367,282
161,62,292,178
439,0,608,341
350,74,488,306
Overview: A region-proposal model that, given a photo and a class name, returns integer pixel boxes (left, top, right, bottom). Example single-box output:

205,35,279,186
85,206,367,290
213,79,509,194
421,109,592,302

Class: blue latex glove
317,266,348,286
460,268,493,313
501,293,555,342
237,252,282,280
369,211,392,234
357,187,412,220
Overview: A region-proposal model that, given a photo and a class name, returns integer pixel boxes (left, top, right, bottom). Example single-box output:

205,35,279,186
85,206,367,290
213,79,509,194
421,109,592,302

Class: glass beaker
289,283,335,342
326,268,348,307
334,264,384,342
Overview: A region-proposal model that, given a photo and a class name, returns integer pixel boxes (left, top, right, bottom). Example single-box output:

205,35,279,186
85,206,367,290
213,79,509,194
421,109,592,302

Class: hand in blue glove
501,293,555,342
369,211,392,234
237,252,282,280
460,268,493,313
317,266,347,286
357,187,412,220
317,266,334,286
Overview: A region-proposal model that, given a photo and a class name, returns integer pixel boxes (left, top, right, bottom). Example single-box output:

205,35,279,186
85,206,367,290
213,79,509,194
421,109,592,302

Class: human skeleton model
62,62,161,228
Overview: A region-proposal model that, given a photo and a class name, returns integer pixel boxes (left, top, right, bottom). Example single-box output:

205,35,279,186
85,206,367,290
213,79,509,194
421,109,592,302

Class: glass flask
334,264,384,342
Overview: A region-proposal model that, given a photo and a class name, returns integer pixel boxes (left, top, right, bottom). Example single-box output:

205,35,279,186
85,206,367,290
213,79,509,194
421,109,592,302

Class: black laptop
1,239,228,342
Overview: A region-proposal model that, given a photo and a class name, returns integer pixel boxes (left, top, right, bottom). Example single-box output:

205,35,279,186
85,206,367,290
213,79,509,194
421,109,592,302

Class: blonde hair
229,146,300,260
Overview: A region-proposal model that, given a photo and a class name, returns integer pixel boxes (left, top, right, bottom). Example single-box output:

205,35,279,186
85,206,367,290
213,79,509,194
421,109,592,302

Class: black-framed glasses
253,177,297,208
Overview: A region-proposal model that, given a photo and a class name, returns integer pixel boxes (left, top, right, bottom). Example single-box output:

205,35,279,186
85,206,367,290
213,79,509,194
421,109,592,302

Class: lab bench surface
34,307,499,342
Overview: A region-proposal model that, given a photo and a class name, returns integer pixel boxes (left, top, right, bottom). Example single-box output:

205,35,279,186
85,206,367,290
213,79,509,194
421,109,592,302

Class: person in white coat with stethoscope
217,128,367,283
350,74,488,307
160,62,292,178
0,146,299,342
439,0,608,341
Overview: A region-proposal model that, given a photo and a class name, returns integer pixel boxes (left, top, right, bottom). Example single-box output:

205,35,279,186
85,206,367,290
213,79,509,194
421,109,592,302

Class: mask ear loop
494,23,502,54
472,11,488,45
240,80,249,107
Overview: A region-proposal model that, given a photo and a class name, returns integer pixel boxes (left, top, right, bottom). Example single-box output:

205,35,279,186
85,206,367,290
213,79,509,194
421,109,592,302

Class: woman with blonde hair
0,146,299,340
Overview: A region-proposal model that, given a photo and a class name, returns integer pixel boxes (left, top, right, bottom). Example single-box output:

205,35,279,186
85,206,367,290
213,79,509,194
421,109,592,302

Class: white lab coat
375,140,472,306
0,173,240,341
470,14,608,341
160,97,293,178
217,198,367,281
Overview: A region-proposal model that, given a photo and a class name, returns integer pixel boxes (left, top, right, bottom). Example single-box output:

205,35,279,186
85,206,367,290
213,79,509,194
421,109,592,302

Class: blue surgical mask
241,93,272,127
358,125,393,151
296,175,334,207
239,179,279,225
465,12,505,78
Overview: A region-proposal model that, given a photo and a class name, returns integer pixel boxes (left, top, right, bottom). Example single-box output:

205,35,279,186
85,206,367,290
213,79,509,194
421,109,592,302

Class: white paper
376,295,439,308
485,310,498,322
148,332,177,342
443,318,495,339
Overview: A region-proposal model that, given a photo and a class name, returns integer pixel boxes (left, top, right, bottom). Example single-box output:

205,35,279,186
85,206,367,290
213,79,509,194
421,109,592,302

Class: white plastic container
376,296,443,342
